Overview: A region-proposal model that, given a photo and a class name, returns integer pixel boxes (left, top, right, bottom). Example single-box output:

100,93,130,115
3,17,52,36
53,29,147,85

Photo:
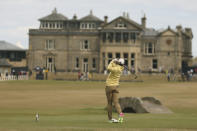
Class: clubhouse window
92,58,96,69
152,59,158,69
108,52,113,64
81,40,89,50
75,57,79,68
45,40,55,50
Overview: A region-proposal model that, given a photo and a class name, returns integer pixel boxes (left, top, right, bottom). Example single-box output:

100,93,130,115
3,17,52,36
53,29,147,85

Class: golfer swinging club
105,58,125,123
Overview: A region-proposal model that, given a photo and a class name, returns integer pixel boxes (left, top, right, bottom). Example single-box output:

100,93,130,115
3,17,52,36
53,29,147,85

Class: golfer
105,58,125,123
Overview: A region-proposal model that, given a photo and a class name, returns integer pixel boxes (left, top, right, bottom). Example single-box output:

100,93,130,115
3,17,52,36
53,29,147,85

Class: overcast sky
0,0,196,56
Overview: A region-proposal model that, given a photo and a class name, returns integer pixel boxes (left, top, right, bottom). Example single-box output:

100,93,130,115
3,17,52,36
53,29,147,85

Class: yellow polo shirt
106,60,124,86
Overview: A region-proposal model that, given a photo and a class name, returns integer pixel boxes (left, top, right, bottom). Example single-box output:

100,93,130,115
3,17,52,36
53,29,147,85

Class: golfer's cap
113,58,118,62
118,58,125,65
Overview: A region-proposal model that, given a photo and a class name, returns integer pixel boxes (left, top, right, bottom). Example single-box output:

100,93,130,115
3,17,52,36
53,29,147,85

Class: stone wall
7,59,27,67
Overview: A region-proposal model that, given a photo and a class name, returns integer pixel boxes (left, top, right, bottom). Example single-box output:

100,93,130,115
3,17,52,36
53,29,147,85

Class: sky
0,0,196,56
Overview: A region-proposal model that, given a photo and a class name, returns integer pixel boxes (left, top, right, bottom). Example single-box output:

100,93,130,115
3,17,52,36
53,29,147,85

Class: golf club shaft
123,65,128,71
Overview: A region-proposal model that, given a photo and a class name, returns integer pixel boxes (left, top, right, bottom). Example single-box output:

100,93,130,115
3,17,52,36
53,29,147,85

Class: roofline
38,13,68,21
29,30,99,36
100,29,141,32
103,16,143,30
79,13,103,22
78,20,103,22
157,28,178,36
39,19,67,21
0,49,27,51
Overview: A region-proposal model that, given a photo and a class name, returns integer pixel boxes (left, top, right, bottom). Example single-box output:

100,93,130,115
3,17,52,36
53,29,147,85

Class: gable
162,31,176,36
159,28,177,37
103,17,143,30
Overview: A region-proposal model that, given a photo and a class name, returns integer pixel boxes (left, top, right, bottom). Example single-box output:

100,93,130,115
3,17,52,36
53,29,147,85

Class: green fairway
0,80,197,131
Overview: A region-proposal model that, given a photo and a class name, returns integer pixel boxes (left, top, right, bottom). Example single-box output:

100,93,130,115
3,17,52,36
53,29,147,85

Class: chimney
104,16,108,24
73,14,77,20
141,14,146,29
176,25,182,32
185,28,191,33
185,28,193,37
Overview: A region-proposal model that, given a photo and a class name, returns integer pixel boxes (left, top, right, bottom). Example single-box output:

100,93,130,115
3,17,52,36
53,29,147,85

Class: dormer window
39,8,67,29
115,22,127,28
80,23,96,29
40,21,64,29
79,10,101,29
117,23,124,27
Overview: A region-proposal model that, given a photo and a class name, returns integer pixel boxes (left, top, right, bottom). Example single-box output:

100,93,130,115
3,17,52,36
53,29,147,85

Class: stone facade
28,9,193,73
0,41,27,74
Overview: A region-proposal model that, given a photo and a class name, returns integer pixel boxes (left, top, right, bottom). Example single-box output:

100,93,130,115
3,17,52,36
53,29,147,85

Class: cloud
1,26,35,38
0,26,36,49
113,0,197,12
162,0,197,12
0,0,196,56
15,41,24,49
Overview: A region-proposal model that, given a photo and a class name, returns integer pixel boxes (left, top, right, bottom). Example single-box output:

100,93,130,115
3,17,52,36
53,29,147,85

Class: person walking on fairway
105,58,125,123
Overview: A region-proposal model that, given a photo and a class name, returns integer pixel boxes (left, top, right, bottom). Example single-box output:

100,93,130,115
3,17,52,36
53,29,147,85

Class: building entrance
83,58,88,72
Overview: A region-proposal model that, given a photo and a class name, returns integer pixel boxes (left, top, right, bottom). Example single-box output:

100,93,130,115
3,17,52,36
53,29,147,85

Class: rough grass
0,80,197,131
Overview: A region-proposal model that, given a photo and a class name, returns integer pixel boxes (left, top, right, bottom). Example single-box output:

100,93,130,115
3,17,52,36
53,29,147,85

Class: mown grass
0,80,197,131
